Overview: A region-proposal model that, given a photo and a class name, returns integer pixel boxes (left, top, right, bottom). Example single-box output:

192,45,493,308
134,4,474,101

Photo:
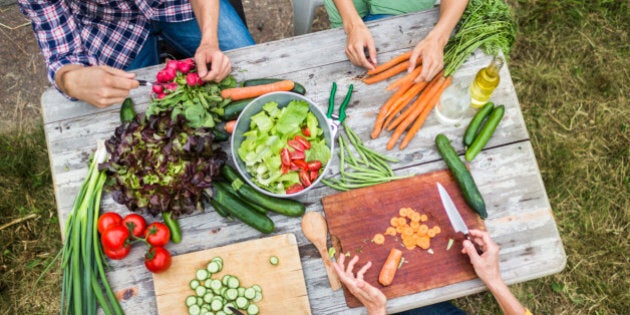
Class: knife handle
466,235,484,255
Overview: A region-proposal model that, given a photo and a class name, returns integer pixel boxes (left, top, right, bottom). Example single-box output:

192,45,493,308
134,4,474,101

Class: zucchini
120,97,136,123
242,78,306,95
222,98,254,120
209,199,231,219
463,102,494,147
435,134,487,218
220,165,306,217
465,105,505,162
211,181,275,233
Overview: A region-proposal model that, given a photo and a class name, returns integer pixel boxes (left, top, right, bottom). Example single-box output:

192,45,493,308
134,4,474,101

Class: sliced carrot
409,212,421,223
399,207,409,217
399,76,453,149
373,233,385,245
387,65,423,91
385,227,397,236
389,217,400,227
418,224,429,236
368,51,412,76
378,248,403,286
427,229,437,238
363,61,410,85
417,236,431,250
432,226,441,234
221,80,295,101
420,214,428,222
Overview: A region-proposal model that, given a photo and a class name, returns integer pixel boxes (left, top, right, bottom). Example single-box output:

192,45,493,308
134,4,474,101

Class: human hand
58,65,139,108
332,255,386,315
194,43,231,82
408,33,445,82
344,23,377,70
461,229,503,286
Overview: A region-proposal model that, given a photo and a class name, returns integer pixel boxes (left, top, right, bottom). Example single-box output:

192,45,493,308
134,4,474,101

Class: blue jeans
396,301,467,315
127,0,254,70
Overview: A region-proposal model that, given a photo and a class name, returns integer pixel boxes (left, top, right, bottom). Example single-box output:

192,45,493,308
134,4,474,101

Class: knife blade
227,306,245,315
437,182,483,254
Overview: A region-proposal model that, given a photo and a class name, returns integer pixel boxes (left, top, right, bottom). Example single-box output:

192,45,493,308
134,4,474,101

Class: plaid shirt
18,0,194,89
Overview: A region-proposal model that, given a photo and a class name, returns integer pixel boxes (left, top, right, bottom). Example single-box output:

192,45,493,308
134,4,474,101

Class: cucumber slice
186,295,198,307
243,288,256,300
251,284,262,292
247,304,259,315
269,255,279,265
204,292,215,303
197,269,209,281
195,286,207,297
189,304,201,315
224,288,239,301
235,296,249,309
210,299,223,312
190,279,200,290
207,261,221,274
227,277,240,289
252,291,262,303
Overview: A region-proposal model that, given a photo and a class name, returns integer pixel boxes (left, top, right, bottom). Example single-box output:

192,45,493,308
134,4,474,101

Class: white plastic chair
292,0,325,36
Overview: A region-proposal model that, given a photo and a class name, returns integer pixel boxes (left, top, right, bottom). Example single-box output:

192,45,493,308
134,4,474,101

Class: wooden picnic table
41,8,566,315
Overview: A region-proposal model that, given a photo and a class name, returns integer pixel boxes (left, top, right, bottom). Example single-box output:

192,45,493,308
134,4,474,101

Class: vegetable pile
146,58,236,129
100,109,227,217
237,100,331,195
372,207,442,251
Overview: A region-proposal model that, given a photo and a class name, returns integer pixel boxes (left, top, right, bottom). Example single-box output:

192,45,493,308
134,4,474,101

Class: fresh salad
237,100,331,194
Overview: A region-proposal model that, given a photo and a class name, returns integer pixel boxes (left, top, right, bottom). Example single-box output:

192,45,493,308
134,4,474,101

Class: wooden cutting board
322,169,485,308
152,233,311,314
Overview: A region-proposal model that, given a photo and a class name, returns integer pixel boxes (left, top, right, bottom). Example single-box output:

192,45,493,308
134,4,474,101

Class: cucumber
120,97,136,123
211,182,275,233
242,78,306,95
465,105,505,162
212,122,230,142
220,165,306,217
209,199,231,219
435,134,487,218
463,102,494,147
222,98,254,120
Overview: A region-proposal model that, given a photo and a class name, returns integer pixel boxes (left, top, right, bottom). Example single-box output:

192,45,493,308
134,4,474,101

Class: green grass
1,0,629,314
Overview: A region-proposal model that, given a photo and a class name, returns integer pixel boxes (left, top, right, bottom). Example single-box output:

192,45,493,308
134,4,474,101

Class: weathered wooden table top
41,8,566,315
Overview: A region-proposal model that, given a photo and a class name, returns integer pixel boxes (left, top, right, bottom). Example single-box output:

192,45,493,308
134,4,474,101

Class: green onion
56,141,123,315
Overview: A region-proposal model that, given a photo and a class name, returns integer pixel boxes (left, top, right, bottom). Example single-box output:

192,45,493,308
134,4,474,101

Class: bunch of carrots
363,51,452,150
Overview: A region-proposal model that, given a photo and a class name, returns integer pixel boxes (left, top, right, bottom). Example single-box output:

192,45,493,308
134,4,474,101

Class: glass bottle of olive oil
469,55,504,108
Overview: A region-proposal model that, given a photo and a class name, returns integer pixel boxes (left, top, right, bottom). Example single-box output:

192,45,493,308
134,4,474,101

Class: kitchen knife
227,306,245,315
436,182,483,254
137,79,153,86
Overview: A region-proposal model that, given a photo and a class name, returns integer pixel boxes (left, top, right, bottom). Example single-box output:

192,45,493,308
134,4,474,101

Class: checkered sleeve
17,0,91,91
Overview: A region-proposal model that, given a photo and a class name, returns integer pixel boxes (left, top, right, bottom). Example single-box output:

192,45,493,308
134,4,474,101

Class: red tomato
294,135,311,149
280,148,291,166
310,170,319,181
289,149,305,160
145,222,171,247
144,247,172,273
301,127,311,137
122,213,147,238
285,183,304,194
101,225,129,250
103,243,131,260
97,212,122,235
287,139,305,152
281,164,290,174
299,168,312,187
307,160,322,171
292,159,308,170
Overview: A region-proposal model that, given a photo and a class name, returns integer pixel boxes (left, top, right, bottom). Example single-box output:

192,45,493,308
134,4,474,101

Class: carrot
386,73,447,151
387,65,423,91
363,61,410,85
371,80,414,139
372,233,385,245
224,120,237,134
399,76,453,150
386,72,443,132
368,51,412,76
220,80,295,101
378,248,403,286
382,81,428,131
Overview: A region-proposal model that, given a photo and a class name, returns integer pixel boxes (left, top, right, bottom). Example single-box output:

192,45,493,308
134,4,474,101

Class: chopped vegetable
446,238,455,251
375,207,441,251
372,233,385,245
328,247,336,259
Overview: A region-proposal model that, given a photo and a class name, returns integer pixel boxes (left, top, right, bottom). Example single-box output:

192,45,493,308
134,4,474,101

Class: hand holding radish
56,65,139,108
194,43,231,83
332,255,386,315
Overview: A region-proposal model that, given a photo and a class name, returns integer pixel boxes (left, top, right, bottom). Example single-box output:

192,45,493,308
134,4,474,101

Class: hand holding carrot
332,255,387,315
408,33,445,82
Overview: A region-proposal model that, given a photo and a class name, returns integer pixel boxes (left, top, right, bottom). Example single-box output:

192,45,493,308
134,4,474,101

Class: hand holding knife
437,183,484,255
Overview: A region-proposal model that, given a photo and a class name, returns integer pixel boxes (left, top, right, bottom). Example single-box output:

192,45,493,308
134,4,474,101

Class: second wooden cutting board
322,169,485,308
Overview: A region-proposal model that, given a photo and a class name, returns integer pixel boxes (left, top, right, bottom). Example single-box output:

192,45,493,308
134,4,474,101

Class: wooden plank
152,233,311,315
322,169,486,307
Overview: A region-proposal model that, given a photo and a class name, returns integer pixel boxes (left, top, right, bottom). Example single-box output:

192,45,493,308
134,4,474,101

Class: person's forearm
190,0,220,47
333,0,365,33
486,279,527,315
428,0,469,47
54,64,85,96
